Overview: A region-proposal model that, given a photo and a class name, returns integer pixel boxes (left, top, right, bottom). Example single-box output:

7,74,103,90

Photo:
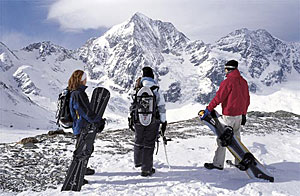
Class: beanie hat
225,60,238,70
142,67,154,79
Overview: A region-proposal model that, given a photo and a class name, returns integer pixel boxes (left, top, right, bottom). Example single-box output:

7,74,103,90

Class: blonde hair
68,70,84,91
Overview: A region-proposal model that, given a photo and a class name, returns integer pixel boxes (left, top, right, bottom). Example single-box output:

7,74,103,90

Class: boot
141,168,156,177
204,163,223,170
85,167,95,175
83,179,88,185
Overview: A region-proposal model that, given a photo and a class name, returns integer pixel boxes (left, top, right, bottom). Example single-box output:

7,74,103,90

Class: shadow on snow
90,161,300,191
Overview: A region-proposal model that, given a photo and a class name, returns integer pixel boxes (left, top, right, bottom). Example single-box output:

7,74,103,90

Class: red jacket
207,69,250,116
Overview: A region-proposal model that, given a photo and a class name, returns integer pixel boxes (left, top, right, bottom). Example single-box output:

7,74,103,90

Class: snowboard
61,87,110,191
199,110,274,182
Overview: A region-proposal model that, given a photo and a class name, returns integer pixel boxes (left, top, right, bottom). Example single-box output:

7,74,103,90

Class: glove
200,108,211,120
94,118,106,131
160,121,167,136
128,117,135,132
241,115,246,125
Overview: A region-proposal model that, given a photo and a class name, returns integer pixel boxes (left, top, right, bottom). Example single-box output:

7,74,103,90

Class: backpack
130,86,159,126
55,88,73,128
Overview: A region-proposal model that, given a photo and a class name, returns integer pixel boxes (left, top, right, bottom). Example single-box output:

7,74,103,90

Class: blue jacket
69,85,101,135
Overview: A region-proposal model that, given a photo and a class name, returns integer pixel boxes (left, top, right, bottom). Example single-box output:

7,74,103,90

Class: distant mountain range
1,12,299,129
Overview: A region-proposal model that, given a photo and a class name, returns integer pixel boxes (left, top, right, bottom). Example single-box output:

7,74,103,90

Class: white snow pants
213,115,242,168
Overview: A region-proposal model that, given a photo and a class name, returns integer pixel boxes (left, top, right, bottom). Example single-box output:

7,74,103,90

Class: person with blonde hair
68,70,105,184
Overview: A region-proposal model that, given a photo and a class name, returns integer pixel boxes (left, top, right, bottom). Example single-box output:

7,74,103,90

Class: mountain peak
21,41,75,62
216,28,279,49
95,12,189,50
23,41,61,51
223,28,275,41
130,12,151,22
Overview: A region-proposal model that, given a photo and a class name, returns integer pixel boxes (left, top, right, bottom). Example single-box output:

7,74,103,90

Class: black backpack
130,85,160,126
55,88,73,128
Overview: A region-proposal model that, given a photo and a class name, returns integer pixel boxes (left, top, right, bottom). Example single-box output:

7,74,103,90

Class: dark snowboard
200,110,274,182
61,87,110,191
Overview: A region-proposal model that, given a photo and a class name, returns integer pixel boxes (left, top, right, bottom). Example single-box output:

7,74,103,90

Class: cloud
0,31,41,50
48,0,299,42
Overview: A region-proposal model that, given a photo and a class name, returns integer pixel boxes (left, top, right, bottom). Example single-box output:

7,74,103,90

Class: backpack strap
150,86,159,91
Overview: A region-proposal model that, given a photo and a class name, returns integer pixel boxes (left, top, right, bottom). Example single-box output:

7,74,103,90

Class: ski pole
162,136,171,170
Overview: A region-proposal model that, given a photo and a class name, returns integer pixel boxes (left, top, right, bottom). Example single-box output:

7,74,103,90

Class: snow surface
1,132,300,196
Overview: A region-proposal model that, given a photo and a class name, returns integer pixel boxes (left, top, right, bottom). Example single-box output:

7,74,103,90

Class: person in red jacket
201,60,250,170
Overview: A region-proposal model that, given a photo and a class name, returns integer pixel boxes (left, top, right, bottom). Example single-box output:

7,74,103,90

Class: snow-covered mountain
78,13,189,92
77,13,300,103
1,12,300,130
0,41,86,130
213,28,300,92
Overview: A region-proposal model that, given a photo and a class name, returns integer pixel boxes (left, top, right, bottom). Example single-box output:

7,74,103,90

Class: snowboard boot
85,168,95,175
83,179,88,185
141,168,156,177
204,163,223,170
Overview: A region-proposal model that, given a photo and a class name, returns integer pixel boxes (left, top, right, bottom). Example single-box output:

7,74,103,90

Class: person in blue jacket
68,70,105,184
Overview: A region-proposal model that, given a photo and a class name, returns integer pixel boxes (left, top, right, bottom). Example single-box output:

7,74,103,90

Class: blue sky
0,0,107,49
1,0,299,50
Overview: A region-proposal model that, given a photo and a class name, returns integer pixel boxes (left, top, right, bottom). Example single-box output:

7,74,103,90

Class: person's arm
156,89,167,136
245,84,250,114
128,89,136,131
207,80,230,112
75,91,101,123
156,89,166,123
243,80,250,115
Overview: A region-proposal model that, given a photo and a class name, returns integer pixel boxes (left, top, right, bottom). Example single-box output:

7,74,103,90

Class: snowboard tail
200,110,274,182
61,87,110,191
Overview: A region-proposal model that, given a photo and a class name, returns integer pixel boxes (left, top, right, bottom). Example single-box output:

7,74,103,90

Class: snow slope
0,111,299,195
1,133,299,196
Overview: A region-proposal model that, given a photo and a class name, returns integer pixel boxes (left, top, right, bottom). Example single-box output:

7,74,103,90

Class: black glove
241,115,246,125
128,117,135,132
94,118,106,131
160,121,167,136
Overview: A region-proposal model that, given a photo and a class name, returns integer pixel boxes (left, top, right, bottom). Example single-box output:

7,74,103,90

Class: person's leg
134,124,144,167
142,122,160,173
223,115,242,165
212,138,226,168
232,116,242,165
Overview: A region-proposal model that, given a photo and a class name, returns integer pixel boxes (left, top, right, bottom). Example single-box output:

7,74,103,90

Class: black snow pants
134,121,160,172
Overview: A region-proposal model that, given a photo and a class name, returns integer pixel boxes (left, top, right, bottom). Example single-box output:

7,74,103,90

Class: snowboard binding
218,126,234,147
237,152,256,171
